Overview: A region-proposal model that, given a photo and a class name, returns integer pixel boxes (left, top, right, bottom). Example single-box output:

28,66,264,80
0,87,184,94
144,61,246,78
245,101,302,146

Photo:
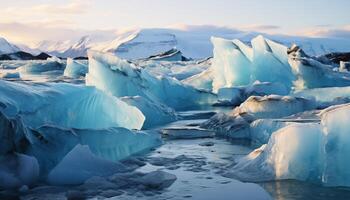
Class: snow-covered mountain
0,37,20,54
16,27,350,59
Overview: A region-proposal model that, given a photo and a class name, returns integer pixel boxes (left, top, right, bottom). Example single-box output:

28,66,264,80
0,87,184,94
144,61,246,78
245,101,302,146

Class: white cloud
0,22,116,46
296,25,350,38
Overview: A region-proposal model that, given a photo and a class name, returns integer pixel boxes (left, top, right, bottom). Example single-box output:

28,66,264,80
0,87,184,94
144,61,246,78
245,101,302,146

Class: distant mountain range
2,27,350,60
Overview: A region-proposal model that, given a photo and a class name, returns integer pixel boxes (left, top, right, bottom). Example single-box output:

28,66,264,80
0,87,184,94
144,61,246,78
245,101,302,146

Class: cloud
0,0,91,25
0,22,116,46
241,24,281,31
297,25,350,38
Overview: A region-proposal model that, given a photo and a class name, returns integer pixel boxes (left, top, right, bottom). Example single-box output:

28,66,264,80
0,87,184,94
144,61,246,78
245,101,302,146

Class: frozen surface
86,51,216,110
63,58,88,78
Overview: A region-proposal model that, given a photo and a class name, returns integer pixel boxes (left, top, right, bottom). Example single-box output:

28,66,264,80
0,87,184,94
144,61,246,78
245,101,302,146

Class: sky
1,0,350,45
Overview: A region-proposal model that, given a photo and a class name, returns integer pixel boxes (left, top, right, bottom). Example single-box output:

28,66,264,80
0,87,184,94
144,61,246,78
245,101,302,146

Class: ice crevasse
229,103,350,187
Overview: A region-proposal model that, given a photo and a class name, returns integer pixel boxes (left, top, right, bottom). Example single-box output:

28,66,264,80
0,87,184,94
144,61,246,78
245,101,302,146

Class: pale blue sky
0,0,349,44
1,0,349,29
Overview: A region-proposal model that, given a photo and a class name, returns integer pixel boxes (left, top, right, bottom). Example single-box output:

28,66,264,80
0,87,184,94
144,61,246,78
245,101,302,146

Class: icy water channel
4,109,350,200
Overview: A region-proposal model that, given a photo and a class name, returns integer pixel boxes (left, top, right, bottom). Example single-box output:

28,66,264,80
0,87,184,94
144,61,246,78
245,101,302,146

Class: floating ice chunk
216,81,289,106
0,80,144,130
288,45,350,90
137,171,177,189
63,58,88,78
0,71,20,79
86,51,216,110
201,112,255,139
230,123,323,182
47,145,125,185
18,61,64,75
0,153,39,189
230,103,350,187
293,86,350,106
235,95,316,118
121,96,177,129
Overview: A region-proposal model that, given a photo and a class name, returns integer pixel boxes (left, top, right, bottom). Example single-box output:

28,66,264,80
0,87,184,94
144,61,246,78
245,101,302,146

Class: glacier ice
63,58,88,78
288,45,350,90
216,81,289,106
0,80,144,130
229,103,350,187
182,65,214,91
18,60,64,75
47,145,127,185
185,35,350,94
234,95,316,118
0,153,39,189
202,94,317,139
0,80,164,187
86,51,216,110
121,96,177,129
293,86,350,108
209,36,294,93
229,123,323,182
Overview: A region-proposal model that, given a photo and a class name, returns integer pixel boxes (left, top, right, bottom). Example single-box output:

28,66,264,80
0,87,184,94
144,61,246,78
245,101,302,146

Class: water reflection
260,180,350,200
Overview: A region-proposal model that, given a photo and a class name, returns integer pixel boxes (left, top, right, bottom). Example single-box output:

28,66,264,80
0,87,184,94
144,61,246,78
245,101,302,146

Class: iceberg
234,95,316,118
0,80,163,186
229,123,323,182
200,36,294,93
0,80,144,130
18,60,64,75
63,58,88,78
288,45,350,90
86,51,216,110
293,86,350,108
229,103,350,187
186,36,350,94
